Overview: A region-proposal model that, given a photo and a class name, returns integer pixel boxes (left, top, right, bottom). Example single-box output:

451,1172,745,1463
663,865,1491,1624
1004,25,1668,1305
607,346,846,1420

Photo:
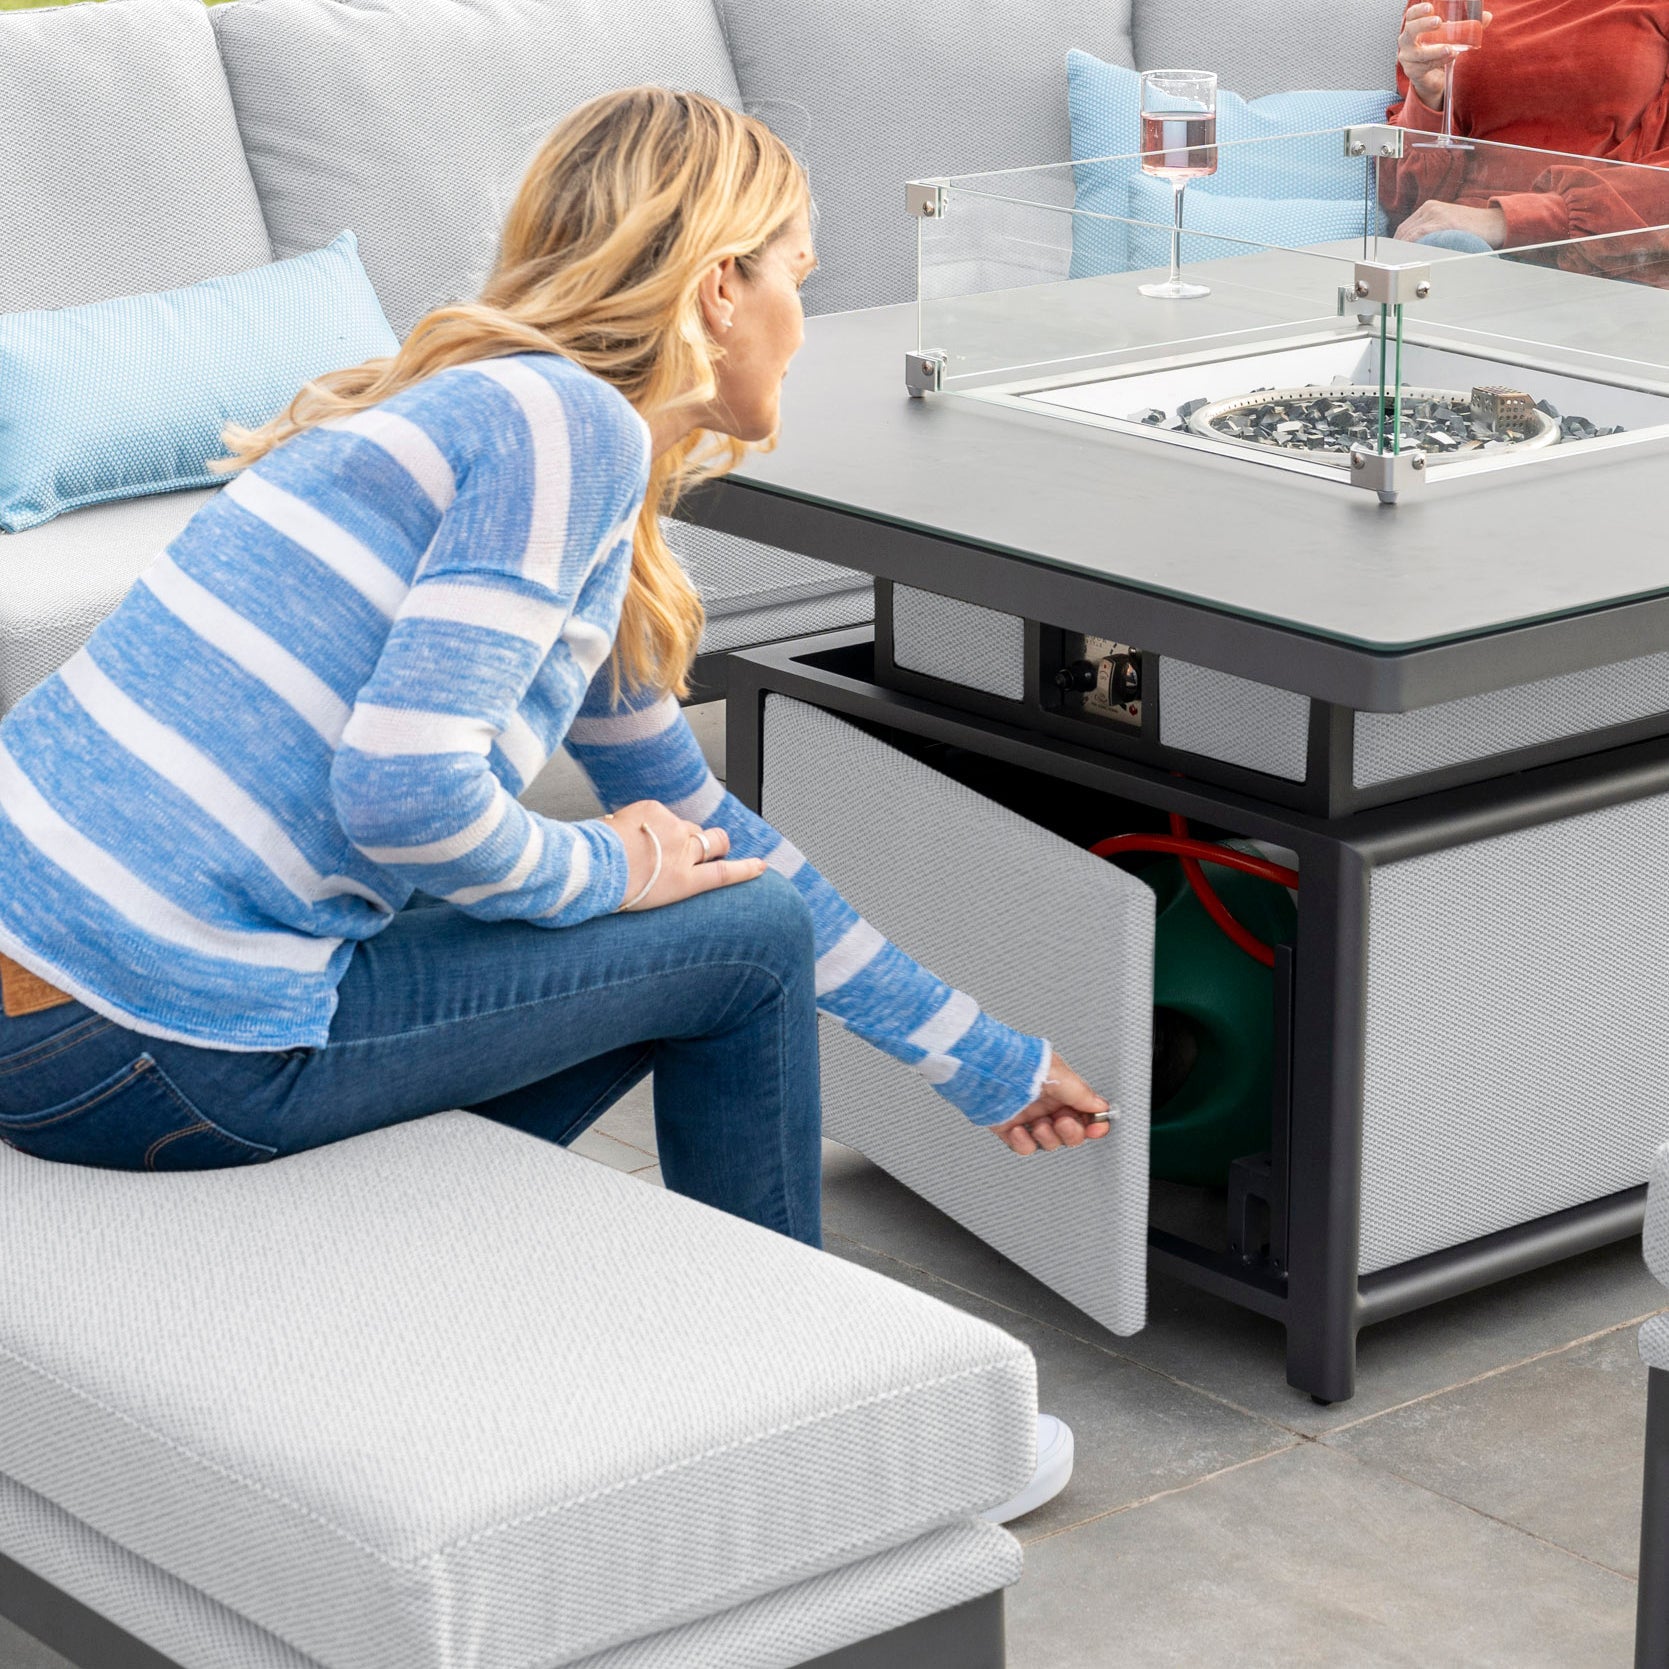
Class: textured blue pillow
1125,172,1387,269
0,231,398,533
1067,51,1393,276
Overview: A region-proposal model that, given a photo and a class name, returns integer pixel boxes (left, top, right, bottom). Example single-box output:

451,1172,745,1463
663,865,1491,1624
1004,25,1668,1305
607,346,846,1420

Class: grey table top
702,244,1669,711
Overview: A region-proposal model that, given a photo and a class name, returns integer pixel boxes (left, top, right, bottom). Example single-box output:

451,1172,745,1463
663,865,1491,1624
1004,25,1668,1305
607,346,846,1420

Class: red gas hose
1088,817,1298,968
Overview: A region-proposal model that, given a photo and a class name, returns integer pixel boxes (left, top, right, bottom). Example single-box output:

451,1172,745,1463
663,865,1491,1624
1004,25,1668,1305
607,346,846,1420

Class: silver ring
696,830,713,860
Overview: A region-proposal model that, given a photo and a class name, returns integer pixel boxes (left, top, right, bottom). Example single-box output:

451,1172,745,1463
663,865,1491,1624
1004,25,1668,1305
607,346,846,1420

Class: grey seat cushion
211,0,743,337
1,1469,1019,1669
714,0,1136,318
0,1113,1034,1669
0,0,272,313
0,490,218,716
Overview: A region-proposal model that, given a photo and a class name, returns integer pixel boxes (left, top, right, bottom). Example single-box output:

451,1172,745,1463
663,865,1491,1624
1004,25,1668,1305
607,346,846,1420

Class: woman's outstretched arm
564,679,1056,1128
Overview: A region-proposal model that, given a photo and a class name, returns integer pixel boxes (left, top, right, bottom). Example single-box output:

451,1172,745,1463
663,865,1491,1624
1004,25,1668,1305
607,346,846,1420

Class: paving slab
820,1143,1665,1433
590,1076,658,1159
829,1238,1296,1540
1007,1442,1637,1669
565,1126,654,1173
0,1616,71,1669
1328,1324,1649,1576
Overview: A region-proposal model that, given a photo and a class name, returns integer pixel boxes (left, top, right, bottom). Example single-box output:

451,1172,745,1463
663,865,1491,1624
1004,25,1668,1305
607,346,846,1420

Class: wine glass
1417,0,1484,150
1138,69,1218,301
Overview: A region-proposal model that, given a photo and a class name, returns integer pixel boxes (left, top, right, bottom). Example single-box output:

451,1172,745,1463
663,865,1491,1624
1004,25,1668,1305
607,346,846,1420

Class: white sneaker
981,1414,1075,1524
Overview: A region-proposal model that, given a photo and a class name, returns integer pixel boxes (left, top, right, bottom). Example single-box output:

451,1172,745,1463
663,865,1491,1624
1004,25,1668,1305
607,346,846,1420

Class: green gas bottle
1135,853,1297,1187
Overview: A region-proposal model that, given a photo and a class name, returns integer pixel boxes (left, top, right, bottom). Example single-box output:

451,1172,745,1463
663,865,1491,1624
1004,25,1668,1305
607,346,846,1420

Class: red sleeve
1508,149,1669,279
1381,92,1470,229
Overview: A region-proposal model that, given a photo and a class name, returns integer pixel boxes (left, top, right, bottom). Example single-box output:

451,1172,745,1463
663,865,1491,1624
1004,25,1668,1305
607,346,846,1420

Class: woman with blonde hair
0,88,1100,1514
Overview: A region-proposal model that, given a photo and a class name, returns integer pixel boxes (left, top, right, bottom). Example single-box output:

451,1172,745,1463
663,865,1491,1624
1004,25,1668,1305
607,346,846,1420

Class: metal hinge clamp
905,350,946,397
1344,124,1407,160
1351,259,1433,306
906,182,948,220
1349,446,1428,503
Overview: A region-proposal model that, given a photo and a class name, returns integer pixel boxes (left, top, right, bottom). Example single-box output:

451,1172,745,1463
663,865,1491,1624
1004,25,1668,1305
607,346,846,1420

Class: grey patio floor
4,703,1657,1669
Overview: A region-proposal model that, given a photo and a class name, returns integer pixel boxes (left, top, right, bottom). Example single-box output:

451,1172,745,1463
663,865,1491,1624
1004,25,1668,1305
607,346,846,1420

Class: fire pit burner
1179,383,1579,467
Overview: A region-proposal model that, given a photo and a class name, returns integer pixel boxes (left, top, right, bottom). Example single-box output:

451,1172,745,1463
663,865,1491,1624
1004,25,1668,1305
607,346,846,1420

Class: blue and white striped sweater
0,352,1047,1125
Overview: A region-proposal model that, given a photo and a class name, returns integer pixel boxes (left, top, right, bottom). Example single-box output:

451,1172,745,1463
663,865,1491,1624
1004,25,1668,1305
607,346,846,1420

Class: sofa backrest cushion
211,0,744,337
1134,0,1402,101
715,0,1137,316
0,0,273,315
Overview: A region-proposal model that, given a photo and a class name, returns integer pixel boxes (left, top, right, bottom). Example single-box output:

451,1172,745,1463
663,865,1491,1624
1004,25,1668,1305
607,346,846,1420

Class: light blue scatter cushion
0,231,398,533
1125,172,1384,269
1066,50,1393,275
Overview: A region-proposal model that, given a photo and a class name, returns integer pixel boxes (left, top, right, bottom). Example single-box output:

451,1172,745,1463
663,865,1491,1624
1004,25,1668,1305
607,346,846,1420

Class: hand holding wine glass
1400,1,1492,148
1138,69,1219,301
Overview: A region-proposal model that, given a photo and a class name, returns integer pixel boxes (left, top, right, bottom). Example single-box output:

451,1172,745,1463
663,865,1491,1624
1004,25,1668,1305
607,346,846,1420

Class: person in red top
1383,0,1669,280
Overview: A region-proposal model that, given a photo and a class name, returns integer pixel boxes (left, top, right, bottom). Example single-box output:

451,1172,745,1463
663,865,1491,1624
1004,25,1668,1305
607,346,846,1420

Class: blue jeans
0,871,823,1246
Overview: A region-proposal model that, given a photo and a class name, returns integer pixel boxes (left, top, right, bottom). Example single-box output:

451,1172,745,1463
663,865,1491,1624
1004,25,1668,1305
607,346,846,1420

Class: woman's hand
1399,2,1492,110
607,800,767,910
1398,197,1508,246
989,1053,1115,1156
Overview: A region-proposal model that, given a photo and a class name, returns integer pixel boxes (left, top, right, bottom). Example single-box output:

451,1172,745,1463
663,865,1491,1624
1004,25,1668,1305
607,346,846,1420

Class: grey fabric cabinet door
760,694,1154,1336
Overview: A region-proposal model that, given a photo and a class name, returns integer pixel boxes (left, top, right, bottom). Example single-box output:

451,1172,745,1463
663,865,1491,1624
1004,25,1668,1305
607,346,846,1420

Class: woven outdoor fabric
0,0,272,315
1644,1140,1669,1287
1159,659,1310,783
714,0,1136,317
1134,0,1402,100
662,519,869,618
1642,1315,1669,1371
0,1113,1032,1669
759,696,1153,1336
0,491,217,718
891,588,1026,701
0,233,397,533
0,1467,1018,1669
212,0,741,337
1354,651,1669,788
1361,795,1669,1275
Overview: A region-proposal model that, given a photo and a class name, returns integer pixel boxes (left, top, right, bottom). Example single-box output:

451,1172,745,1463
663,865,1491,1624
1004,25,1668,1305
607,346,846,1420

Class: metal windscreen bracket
1344,124,1407,160
906,182,947,219
1350,446,1428,503
1352,259,1433,306
905,350,946,397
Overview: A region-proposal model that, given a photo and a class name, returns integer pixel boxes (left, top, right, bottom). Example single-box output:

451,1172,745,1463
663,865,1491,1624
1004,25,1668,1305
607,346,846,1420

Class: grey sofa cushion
1134,0,1402,99
212,0,743,337
0,1470,1020,1669
0,490,218,717
0,1112,1034,1669
715,0,1136,317
0,0,272,313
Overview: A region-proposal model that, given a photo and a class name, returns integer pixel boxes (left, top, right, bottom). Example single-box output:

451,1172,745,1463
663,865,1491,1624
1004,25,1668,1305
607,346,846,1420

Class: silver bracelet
618,822,663,912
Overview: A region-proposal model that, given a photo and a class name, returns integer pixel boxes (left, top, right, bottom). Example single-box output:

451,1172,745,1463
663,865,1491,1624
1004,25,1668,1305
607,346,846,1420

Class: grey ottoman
0,1113,1031,1668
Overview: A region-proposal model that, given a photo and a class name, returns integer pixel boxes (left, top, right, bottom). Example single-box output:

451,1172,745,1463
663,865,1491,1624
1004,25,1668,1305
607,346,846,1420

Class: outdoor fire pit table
677,128,1669,1404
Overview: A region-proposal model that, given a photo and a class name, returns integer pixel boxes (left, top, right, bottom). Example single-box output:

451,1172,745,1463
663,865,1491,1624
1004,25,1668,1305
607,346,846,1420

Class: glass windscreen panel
917,134,1379,391
1365,138,1669,463
915,130,1669,493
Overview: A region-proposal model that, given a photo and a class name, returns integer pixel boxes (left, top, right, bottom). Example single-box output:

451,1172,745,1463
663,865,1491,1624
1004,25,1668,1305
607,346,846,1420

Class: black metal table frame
727,627,1650,1404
